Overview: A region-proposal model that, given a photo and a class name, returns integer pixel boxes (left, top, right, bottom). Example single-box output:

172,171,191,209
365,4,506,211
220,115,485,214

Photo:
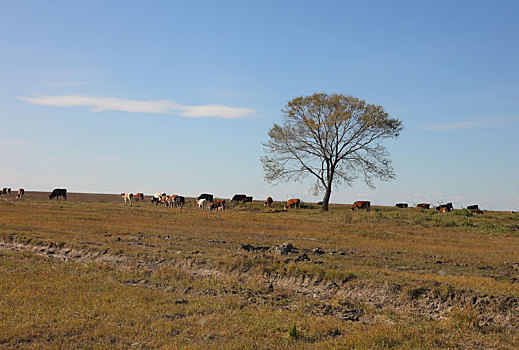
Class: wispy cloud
18,95,254,119
3,138,31,145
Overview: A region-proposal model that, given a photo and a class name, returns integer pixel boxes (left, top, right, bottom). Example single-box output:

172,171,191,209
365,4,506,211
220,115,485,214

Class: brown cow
284,198,300,210
134,193,144,201
160,194,169,206
211,199,225,211
417,203,430,209
16,188,25,200
439,206,450,213
472,209,484,214
351,201,370,211
264,196,273,207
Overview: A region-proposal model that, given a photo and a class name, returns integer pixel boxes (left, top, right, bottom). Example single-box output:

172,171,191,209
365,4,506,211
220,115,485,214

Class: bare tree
261,93,403,211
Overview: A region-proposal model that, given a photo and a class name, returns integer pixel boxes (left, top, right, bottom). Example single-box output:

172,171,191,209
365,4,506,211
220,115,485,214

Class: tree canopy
261,93,403,211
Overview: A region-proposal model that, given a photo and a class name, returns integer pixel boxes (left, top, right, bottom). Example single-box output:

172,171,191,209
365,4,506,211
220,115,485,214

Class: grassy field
1,192,518,348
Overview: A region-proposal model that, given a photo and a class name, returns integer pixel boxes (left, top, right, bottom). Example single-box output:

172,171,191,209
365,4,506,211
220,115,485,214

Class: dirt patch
312,303,363,321
238,243,269,252
238,242,298,255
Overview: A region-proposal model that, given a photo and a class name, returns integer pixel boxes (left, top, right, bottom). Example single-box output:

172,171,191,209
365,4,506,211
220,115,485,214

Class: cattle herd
0,187,485,213
1,187,24,200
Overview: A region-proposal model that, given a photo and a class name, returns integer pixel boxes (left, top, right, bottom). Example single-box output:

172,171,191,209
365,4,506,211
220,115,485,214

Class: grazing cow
174,195,185,209
211,199,225,211
351,201,370,211
436,203,453,211
264,197,273,207
439,206,450,213
197,198,207,209
197,193,214,203
472,209,484,214
317,201,324,205
231,194,247,204
467,205,478,210
2,188,11,199
121,193,133,206
284,198,301,210
245,196,253,203
49,188,67,200
167,194,178,207
160,194,169,206
417,203,430,209
16,188,24,200
151,192,165,205
395,203,408,208
134,193,144,201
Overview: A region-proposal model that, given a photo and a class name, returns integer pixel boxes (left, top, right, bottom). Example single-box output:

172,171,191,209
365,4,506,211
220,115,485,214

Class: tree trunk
321,186,332,211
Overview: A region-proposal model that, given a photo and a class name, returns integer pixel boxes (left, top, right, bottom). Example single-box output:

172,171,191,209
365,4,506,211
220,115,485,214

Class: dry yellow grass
1,192,518,348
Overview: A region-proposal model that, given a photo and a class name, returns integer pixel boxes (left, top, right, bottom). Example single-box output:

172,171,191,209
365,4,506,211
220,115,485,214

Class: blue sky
1,0,518,210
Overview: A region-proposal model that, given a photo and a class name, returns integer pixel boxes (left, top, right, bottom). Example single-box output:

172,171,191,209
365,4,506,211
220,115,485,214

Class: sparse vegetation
0,192,518,348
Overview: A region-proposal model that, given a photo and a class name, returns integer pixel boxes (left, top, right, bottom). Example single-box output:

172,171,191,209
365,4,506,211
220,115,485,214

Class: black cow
49,188,67,200
317,201,323,205
467,204,479,210
436,202,453,211
245,196,253,203
197,193,214,203
174,195,185,209
395,203,408,208
1,188,11,198
231,194,247,204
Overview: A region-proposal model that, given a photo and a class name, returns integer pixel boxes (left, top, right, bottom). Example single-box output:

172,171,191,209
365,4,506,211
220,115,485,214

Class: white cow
121,193,133,206
197,198,207,209
152,192,165,205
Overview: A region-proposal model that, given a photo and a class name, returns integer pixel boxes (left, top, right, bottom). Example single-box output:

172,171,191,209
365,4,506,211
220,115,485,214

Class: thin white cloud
18,95,254,119
3,138,31,145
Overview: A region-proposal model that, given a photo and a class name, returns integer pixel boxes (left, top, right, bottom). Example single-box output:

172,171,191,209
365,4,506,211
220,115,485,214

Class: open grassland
1,192,518,348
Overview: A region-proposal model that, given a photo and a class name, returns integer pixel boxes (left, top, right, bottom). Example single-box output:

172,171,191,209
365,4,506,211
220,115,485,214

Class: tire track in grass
1,238,517,329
